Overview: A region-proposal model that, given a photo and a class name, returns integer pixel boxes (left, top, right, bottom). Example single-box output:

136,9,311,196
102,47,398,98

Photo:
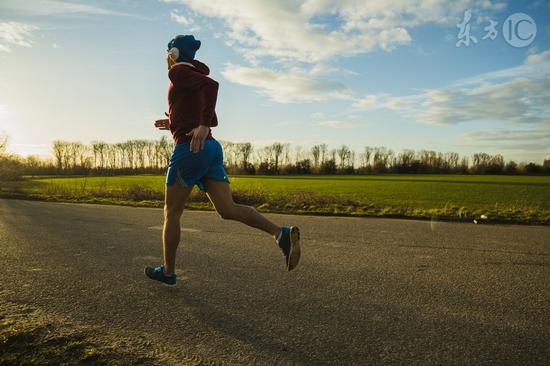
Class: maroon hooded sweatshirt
167,59,219,144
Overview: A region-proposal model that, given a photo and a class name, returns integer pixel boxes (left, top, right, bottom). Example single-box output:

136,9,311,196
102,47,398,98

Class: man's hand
185,125,210,153
154,112,170,130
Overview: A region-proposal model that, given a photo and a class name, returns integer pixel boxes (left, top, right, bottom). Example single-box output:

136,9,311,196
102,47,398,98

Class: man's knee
164,204,184,221
217,204,237,220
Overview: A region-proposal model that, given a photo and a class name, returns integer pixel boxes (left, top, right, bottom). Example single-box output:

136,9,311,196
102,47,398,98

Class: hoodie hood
188,59,210,75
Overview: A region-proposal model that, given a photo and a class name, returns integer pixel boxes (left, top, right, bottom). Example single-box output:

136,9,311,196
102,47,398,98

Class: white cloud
165,0,504,63
526,50,550,64
164,0,503,106
462,127,550,155
354,49,550,126
317,120,354,129
465,128,550,143
170,9,201,31
288,63,358,77
352,94,380,109
0,0,142,18
0,22,39,52
170,9,193,25
221,64,352,103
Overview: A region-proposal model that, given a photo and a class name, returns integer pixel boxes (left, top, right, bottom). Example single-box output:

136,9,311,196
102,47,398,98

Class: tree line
1,135,549,180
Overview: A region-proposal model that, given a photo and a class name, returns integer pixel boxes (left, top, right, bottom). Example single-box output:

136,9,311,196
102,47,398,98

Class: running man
145,35,301,286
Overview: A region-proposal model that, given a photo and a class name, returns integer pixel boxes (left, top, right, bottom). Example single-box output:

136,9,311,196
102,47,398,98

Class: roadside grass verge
1,175,548,224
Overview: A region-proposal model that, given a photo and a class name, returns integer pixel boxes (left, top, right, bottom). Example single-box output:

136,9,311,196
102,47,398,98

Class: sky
0,0,549,163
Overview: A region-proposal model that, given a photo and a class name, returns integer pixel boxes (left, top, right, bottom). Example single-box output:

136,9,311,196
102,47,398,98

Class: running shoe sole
287,226,301,271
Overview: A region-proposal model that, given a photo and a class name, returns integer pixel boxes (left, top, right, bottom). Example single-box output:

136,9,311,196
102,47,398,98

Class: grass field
1,174,549,224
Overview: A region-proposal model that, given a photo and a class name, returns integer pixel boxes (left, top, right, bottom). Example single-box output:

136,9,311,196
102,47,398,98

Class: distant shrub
256,161,276,175
504,161,517,174
319,159,337,174
282,159,312,174
523,162,543,174
0,155,24,181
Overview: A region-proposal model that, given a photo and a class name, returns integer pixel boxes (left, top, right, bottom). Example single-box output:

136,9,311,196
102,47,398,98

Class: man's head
167,35,201,64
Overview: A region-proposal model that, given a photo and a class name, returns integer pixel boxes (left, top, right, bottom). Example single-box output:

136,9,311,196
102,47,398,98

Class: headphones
167,35,201,62
167,47,179,62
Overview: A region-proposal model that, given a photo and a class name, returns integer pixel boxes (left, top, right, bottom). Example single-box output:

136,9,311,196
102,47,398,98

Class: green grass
1,174,549,224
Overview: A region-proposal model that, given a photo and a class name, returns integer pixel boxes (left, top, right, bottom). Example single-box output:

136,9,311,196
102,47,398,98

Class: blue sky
0,0,549,163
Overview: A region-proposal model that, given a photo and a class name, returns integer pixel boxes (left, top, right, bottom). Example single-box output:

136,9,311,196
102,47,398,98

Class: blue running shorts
166,139,230,192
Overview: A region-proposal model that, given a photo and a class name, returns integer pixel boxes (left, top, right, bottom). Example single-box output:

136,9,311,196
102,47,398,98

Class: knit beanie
167,35,201,62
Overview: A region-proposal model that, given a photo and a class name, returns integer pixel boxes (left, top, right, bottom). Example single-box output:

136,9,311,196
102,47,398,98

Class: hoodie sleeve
199,78,219,127
186,60,218,127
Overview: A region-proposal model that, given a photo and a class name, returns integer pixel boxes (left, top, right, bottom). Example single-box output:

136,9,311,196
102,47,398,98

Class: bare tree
271,142,284,174
282,143,291,167
255,144,272,165
311,145,320,168
472,152,492,173
360,146,373,169
294,145,303,164
319,143,328,164
52,140,64,169
67,142,85,168
236,142,253,169
336,144,351,170
157,136,173,167
25,155,41,172
154,138,165,169
372,146,393,171
145,140,156,168
386,149,394,168
63,142,71,169
445,152,460,171
106,144,117,169
92,141,105,169
78,143,88,167
329,148,337,162
220,140,236,168
134,140,147,169
460,156,469,173
126,141,136,169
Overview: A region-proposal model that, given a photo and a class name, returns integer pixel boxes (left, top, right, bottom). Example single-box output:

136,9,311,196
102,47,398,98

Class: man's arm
199,78,219,127
186,78,218,153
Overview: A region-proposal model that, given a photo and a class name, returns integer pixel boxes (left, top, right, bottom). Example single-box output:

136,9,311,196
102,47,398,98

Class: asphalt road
1,198,549,365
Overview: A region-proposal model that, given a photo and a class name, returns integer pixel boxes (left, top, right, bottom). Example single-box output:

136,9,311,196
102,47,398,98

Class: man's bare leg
201,179,301,271
163,183,193,275
203,179,281,238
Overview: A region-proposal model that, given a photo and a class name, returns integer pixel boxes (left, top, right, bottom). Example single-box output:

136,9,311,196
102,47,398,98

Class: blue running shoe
276,226,301,271
144,265,176,286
